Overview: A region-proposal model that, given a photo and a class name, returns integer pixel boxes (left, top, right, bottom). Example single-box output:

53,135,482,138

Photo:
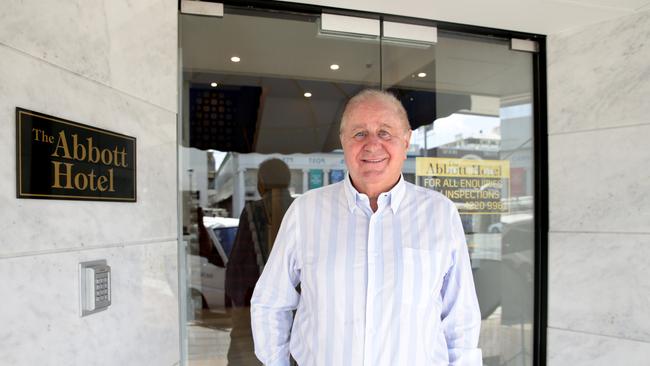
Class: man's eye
353,132,366,139
378,131,391,139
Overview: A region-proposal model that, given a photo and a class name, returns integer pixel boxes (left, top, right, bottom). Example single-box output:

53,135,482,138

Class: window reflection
408,108,534,365
382,30,535,364
224,158,294,365
184,149,354,366
181,7,536,366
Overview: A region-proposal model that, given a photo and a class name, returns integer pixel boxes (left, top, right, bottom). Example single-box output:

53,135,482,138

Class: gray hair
339,89,410,134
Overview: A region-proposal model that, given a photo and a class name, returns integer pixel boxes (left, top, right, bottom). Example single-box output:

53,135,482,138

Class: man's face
340,99,411,196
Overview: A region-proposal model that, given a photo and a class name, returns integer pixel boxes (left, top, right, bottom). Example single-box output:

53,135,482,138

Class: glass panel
180,8,381,365
382,30,535,365
180,8,537,365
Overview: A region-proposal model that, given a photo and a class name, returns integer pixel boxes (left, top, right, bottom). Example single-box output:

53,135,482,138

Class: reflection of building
213,152,347,217
207,127,527,219
500,103,534,199
415,126,534,236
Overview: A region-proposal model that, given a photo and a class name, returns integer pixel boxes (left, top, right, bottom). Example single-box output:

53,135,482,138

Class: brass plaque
16,108,136,202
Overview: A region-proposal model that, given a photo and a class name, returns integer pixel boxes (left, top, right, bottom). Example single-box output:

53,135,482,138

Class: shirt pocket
401,246,446,307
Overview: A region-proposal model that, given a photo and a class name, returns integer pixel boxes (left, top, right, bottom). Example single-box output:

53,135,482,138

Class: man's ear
402,130,412,159
404,129,412,149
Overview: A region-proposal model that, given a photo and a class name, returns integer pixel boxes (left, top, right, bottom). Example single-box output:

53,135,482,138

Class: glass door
381,24,535,365
180,6,538,366
180,7,381,365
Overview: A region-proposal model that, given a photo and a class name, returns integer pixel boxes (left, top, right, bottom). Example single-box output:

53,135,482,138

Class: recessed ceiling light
330,64,340,70
304,92,312,98
417,72,427,78
230,56,241,63
210,82,218,87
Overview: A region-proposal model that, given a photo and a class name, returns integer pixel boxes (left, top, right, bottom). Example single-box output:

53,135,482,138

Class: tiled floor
187,309,263,366
188,324,231,366
187,310,232,366
186,307,533,365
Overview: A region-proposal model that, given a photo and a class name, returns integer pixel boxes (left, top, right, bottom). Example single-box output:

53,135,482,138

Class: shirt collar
343,174,406,214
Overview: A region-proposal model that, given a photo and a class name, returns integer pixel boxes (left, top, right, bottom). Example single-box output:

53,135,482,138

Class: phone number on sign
463,201,506,211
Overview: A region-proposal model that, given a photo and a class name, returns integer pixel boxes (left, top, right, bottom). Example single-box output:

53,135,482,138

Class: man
251,89,482,365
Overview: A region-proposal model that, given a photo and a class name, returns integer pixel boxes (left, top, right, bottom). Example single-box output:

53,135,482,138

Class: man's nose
363,134,382,151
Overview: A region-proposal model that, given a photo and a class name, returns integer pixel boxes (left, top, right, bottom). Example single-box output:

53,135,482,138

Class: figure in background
226,158,294,365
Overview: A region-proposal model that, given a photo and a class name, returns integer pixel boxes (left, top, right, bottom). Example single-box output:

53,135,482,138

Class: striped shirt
251,175,482,365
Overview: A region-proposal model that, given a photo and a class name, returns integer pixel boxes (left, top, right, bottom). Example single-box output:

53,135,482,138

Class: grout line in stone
0,42,178,116
548,326,650,344
548,121,650,137
549,230,650,235
0,237,178,260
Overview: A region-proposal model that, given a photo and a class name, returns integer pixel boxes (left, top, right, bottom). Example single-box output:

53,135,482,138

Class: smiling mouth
361,158,387,164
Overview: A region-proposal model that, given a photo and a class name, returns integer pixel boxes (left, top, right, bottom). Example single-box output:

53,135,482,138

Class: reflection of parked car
500,213,533,255
487,222,503,233
500,213,534,326
471,213,533,321
189,216,238,312
204,216,239,258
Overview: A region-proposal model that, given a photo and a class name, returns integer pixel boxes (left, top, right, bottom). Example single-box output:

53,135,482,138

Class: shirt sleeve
440,203,483,365
250,202,301,366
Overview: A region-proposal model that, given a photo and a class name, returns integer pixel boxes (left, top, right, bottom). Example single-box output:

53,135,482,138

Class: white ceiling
279,0,650,35
183,13,532,98
182,11,534,153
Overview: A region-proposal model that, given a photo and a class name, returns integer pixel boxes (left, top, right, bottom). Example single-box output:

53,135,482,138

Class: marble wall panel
548,232,650,342
0,241,179,366
548,124,650,233
0,0,177,110
548,10,650,134
0,44,177,257
0,0,110,83
548,328,650,366
104,0,177,111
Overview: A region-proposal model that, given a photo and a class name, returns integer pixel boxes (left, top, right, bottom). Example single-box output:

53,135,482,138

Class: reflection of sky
501,103,532,119
410,113,501,150
211,150,228,170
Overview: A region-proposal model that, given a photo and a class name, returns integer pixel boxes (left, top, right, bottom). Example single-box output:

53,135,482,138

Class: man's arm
440,204,483,365
250,203,301,366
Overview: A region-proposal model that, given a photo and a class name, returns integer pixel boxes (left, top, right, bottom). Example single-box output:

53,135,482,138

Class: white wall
277,0,643,35
547,10,650,365
0,0,179,365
